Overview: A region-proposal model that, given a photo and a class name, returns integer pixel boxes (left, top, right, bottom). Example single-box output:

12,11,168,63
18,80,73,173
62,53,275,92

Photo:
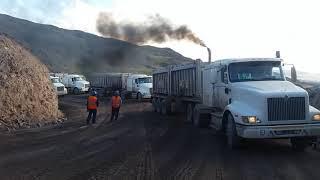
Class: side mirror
223,72,229,84
291,66,297,82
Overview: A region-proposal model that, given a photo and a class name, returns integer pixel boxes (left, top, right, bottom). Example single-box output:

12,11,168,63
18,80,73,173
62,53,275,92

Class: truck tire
73,88,80,95
193,108,200,127
156,99,161,113
291,137,309,152
137,92,142,102
170,101,176,115
226,113,241,149
152,98,157,112
186,103,193,123
193,106,210,128
161,100,167,115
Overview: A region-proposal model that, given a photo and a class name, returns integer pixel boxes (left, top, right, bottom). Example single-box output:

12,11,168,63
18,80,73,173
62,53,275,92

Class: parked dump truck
88,73,152,100
50,76,67,96
152,57,320,150
52,73,90,94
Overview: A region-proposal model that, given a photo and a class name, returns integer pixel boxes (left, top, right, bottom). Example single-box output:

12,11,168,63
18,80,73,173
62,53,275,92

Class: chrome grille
57,86,64,91
267,97,305,121
85,84,89,88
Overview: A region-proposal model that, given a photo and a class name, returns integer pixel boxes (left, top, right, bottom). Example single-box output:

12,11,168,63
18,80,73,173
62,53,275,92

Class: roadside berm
0,34,63,130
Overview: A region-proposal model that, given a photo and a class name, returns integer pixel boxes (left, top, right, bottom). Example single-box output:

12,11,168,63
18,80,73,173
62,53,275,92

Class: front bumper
81,87,90,92
57,89,68,96
142,94,151,99
236,123,320,139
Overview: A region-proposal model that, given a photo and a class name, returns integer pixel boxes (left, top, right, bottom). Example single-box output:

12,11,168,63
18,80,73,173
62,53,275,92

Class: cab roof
212,58,282,66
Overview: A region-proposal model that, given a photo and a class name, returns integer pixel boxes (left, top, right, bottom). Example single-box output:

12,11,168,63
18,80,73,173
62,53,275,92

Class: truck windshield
228,61,285,82
73,77,83,81
51,78,60,83
138,77,152,84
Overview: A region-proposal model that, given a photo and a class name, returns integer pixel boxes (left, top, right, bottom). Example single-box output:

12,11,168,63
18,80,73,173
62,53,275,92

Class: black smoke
96,12,206,47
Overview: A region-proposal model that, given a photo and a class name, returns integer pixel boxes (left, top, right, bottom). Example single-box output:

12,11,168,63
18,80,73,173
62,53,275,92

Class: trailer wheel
161,100,167,115
226,113,241,149
193,107,200,127
156,99,161,113
170,101,176,115
186,103,194,123
152,98,157,112
291,137,309,152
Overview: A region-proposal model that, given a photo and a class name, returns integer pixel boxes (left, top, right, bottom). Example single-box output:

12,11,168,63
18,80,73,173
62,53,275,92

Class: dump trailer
88,73,152,100
152,58,320,150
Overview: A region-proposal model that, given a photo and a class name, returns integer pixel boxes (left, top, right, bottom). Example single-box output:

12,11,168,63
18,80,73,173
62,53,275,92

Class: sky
1,0,320,74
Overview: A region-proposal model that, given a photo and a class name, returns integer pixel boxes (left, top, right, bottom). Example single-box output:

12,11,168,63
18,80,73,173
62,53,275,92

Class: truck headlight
242,116,259,124
313,114,320,121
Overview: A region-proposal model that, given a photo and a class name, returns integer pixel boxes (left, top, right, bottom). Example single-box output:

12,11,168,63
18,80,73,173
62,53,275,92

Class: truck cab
204,58,320,149
50,76,67,96
127,74,152,99
61,74,90,94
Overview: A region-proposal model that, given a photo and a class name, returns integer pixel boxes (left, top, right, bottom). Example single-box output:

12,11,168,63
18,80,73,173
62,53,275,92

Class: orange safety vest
87,96,98,110
111,96,121,108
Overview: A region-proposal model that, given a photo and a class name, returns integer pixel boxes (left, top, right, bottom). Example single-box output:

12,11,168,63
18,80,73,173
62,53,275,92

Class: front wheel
137,93,142,101
226,113,241,149
73,87,80,95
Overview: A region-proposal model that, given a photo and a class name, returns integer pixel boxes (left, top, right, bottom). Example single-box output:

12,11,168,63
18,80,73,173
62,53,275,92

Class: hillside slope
0,13,192,74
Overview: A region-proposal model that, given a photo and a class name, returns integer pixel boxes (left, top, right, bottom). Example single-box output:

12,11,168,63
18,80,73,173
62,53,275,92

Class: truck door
214,66,230,109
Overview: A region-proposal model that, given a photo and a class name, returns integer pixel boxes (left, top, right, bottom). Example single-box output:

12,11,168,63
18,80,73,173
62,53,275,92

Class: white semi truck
152,57,320,150
52,73,90,94
50,76,67,96
88,73,152,100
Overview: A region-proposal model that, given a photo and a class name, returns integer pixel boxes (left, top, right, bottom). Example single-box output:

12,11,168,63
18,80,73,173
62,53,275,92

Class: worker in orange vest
87,91,99,125
110,90,122,122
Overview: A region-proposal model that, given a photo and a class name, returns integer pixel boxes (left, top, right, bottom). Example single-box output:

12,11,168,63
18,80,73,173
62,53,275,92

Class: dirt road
1,95,320,180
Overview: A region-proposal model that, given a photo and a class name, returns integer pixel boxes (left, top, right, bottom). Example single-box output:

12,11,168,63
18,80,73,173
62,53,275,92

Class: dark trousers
110,107,120,121
87,109,97,124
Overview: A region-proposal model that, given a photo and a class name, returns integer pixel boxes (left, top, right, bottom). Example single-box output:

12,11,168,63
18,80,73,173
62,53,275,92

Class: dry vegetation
0,34,63,129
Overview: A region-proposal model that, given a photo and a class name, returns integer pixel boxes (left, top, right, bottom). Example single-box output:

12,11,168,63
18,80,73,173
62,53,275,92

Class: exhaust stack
207,47,211,63
276,51,281,58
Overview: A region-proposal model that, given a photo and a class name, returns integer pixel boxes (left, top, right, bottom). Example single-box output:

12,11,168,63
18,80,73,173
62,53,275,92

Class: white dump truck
152,57,320,150
50,76,67,96
88,73,152,100
53,74,90,94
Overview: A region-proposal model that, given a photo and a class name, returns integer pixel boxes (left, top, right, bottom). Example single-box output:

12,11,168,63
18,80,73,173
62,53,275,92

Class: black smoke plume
96,12,206,47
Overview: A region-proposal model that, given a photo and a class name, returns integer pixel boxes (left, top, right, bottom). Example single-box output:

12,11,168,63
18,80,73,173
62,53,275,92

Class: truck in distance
53,73,90,94
50,76,67,96
88,73,152,100
152,57,320,151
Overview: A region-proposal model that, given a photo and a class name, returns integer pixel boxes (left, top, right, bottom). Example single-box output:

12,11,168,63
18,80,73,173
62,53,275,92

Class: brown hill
0,13,193,75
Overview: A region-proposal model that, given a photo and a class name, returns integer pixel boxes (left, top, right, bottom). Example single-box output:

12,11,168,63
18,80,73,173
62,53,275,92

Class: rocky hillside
0,13,192,75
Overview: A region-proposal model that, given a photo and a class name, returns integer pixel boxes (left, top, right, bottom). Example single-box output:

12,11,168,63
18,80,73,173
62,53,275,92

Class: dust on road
0,95,320,180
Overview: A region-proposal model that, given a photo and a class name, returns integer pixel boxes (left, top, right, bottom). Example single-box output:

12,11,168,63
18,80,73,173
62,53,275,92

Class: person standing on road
87,91,99,125
110,90,122,122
